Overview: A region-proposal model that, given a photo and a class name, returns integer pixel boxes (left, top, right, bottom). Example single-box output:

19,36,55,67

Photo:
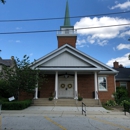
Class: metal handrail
75,91,78,104
82,102,86,116
0,104,2,115
53,91,56,106
124,103,130,115
96,91,100,105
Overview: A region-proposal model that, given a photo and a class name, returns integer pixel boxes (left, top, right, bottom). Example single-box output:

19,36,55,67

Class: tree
0,55,45,99
1,0,5,4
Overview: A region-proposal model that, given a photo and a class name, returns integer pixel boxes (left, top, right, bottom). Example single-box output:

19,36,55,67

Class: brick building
29,1,118,103
113,61,130,97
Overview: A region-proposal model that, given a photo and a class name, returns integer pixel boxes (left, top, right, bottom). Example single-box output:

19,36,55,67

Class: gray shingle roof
114,68,130,81
0,58,13,67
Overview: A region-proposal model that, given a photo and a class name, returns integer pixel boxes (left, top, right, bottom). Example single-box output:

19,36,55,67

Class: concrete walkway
1,106,129,117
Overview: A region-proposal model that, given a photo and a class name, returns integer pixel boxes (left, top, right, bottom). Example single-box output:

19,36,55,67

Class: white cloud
97,39,108,46
76,39,87,47
120,30,130,37
16,27,22,30
106,53,130,67
16,40,21,43
74,16,130,46
117,43,130,50
110,1,130,10
29,53,33,57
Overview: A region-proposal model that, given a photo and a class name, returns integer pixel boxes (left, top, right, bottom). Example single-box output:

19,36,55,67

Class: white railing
57,30,77,35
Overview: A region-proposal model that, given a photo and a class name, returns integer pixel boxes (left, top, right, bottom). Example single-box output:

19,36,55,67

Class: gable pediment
31,44,118,73
40,51,92,67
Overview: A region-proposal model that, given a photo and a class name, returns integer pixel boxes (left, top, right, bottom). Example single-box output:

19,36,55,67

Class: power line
0,23,130,35
0,10,130,23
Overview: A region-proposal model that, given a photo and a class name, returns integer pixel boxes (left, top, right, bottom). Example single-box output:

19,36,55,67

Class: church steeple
57,1,77,48
64,0,71,26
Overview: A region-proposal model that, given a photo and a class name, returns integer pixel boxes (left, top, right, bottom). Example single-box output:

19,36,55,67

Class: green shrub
123,101,130,112
78,93,83,101
78,96,83,101
105,100,117,107
113,87,128,104
1,100,32,110
48,97,53,101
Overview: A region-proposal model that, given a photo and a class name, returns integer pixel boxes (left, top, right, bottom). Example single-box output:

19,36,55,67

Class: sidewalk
1,106,129,117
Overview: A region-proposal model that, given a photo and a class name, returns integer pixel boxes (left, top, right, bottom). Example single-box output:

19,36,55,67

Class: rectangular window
120,82,127,89
98,77,107,91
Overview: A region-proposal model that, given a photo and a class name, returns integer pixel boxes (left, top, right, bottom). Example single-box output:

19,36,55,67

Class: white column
94,72,98,99
34,84,38,99
55,71,58,99
74,71,78,99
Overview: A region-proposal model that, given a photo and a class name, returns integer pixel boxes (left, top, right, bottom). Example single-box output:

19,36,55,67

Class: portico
34,70,99,100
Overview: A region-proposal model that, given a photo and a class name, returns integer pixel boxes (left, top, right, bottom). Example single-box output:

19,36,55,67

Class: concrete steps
32,98,102,107
33,98,55,106
76,99,102,107
55,99,76,106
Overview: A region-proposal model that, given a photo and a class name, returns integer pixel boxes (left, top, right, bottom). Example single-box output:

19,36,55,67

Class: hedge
0,100,32,110
123,101,130,113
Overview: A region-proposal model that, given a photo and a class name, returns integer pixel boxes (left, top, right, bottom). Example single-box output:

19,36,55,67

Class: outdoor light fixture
64,72,69,78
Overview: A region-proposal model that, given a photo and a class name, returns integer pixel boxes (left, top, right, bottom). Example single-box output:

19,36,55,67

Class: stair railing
75,91,78,104
82,102,86,116
53,91,56,106
96,91,100,105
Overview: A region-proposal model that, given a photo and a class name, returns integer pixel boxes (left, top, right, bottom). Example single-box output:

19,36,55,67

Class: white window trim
98,76,108,91
120,82,127,89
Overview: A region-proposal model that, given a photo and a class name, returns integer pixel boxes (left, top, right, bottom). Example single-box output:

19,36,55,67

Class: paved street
1,106,130,130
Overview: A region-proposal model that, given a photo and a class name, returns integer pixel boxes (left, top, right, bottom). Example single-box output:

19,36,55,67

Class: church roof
30,44,118,74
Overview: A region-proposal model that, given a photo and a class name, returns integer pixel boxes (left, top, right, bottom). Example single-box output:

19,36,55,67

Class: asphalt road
1,115,130,130
1,106,130,130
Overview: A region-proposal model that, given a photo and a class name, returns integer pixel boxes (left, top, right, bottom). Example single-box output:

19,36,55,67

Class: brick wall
98,75,115,103
19,74,116,102
38,74,55,98
57,36,77,48
78,74,95,98
19,91,34,101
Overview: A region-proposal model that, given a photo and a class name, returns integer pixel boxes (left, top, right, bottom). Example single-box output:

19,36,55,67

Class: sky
0,0,130,67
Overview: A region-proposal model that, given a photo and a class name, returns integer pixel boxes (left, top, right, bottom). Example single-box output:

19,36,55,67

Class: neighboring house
113,61,130,97
20,1,118,102
0,56,15,71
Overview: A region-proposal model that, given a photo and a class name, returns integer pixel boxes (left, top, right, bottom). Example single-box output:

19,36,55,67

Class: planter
48,97,53,101
78,97,83,101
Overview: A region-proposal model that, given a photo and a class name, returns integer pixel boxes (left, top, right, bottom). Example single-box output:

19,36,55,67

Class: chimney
11,56,15,67
11,56,14,60
113,61,119,68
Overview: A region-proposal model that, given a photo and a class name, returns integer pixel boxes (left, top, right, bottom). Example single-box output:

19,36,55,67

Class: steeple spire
57,0,77,48
64,0,71,26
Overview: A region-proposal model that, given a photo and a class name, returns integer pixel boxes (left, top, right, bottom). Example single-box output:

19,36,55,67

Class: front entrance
58,81,74,98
